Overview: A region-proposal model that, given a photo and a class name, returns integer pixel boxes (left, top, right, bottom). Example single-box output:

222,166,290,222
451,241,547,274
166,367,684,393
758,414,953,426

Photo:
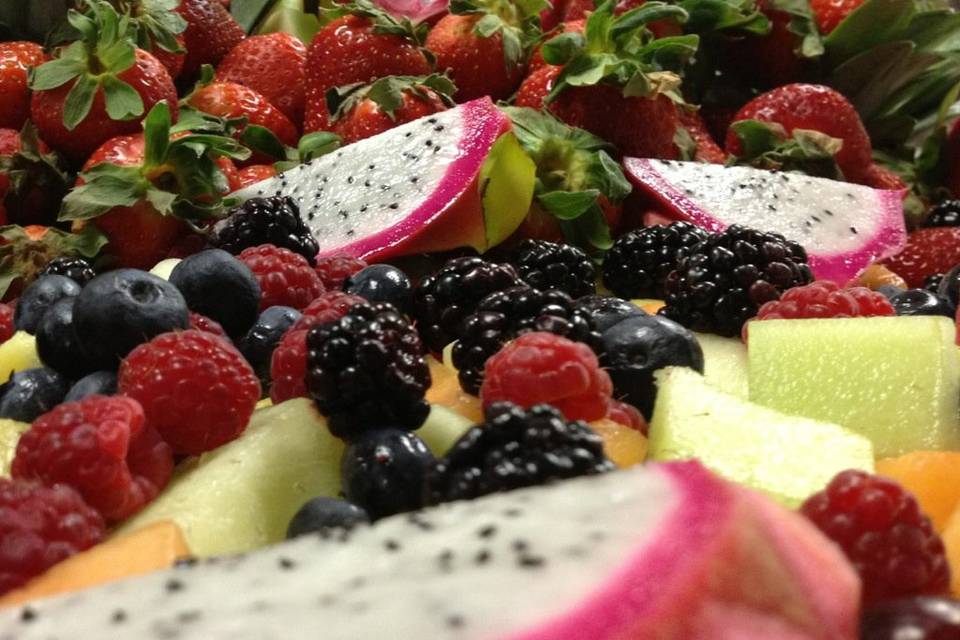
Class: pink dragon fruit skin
624,158,907,284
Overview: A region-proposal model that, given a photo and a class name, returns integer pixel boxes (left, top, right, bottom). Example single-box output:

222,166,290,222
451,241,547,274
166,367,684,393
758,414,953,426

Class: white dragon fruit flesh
624,158,907,284
233,98,536,262
0,461,859,639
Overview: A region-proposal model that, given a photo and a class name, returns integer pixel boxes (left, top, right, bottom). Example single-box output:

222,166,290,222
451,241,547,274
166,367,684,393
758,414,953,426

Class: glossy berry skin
0,479,105,595
935,264,960,309
924,201,960,228
860,597,960,640
13,275,81,335
36,297,94,380
119,330,261,456
332,89,448,145
238,305,302,389
343,265,413,315
170,249,262,339
0,368,69,423
176,0,246,78
12,395,173,522
801,470,950,605
64,371,118,403
600,314,703,419
187,82,299,149
212,196,319,265
889,289,955,318
0,303,13,344
340,428,434,520
0,42,47,131
238,244,326,311
810,0,863,34
286,497,369,539
573,295,647,333
73,269,190,370
481,332,613,422
883,227,960,289
39,256,96,287
511,239,597,299
314,255,368,291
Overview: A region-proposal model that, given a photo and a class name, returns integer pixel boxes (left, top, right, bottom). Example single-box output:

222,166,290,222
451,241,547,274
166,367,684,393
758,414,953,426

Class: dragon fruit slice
2,462,859,639
233,98,535,262
624,158,907,284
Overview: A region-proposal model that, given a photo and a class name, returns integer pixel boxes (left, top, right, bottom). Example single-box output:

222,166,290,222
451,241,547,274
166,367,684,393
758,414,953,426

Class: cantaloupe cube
876,451,960,532
0,332,42,384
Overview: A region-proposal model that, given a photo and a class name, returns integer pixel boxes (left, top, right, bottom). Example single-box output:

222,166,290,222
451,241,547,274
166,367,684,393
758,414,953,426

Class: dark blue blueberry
73,269,190,370
936,264,960,310
169,249,261,339
64,371,118,403
876,284,907,301
13,275,81,334
861,596,960,639
0,368,69,422
889,289,955,318
341,428,434,520
343,265,413,315
574,295,647,333
600,314,703,419
286,497,369,539
238,306,301,388
35,297,95,380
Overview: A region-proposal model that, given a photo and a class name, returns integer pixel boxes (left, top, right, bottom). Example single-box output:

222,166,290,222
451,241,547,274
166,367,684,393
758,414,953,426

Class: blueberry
936,264,960,310
35,297,95,380
341,428,434,520
238,306,301,388
73,269,190,370
0,368,69,422
574,295,647,332
169,249,261,338
343,265,413,315
13,275,81,334
600,313,703,419
286,497,369,539
876,284,907,301
861,596,960,639
889,289,955,318
64,371,118,403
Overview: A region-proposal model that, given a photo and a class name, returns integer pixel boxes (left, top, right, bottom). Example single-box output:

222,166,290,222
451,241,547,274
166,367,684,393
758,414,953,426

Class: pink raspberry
238,244,325,311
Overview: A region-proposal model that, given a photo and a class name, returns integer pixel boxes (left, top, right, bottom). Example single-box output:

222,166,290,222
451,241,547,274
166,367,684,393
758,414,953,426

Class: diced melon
749,317,960,458
589,419,648,468
0,332,42,384
0,419,29,477
695,331,749,399
149,258,181,280
425,356,482,423
117,399,344,557
418,405,475,456
649,367,874,506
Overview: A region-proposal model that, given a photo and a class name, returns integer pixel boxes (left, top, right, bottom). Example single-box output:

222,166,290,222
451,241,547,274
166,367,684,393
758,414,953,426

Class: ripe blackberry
924,273,945,293
602,222,711,299
661,224,814,337
412,256,521,354
511,239,597,298
305,302,431,440
39,256,96,287
212,196,320,265
924,200,960,228
452,286,602,395
861,597,960,640
425,403,615,504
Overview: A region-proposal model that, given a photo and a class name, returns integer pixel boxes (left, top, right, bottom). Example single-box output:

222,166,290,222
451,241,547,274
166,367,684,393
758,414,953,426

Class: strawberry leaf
63,74,100,131
0,224,107,300
28,50,87,91
232,0,278,33
539,189,601,220
102,75,145,121
297,131,341,162
143,100,173,167
241,124,289,160
326,74,456,122
728,119,845,179
677,0,769,35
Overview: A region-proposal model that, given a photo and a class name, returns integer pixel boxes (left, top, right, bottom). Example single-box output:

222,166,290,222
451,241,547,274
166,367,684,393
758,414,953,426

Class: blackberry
39,257,96,287
924,273,945,293
452,286,602,395
511,239,597,298
211,196,319,265
602,222,711,299
425,403,615,504
412,256,521,354
924,200,960,228
661,224,813,337
861,597,960,639
305,302,431,440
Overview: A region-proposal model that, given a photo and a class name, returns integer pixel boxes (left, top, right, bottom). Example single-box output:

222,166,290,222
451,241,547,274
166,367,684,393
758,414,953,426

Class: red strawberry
946,119,960,198
115,0,188,79
303,3,432,133
176,0,246,78
0,42,47,131
0,124,69,226
150,35,187,80
882,227,960,289
725,83,873,183
862,163,907,191
0,224,106,301
235,164,278,190
810,0,863,34
725,0,806,88
561,0,681,37
187,82,299,148
528,20,584,74
677,109,727,164
216,33,308,128
327,75,453,144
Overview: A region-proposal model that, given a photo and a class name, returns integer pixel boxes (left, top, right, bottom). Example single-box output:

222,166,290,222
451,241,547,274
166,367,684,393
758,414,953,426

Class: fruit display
2,0,960,637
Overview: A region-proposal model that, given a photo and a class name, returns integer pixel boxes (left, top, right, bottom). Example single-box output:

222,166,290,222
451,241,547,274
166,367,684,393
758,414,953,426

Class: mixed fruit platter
2,0,960,637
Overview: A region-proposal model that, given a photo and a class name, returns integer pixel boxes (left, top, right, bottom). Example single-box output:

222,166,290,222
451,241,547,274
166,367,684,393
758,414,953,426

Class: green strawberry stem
448,0,549,71
325,74,457,122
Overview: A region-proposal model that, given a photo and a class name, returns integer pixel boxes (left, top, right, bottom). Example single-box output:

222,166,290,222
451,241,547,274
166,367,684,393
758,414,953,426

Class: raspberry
119,330,261,456
313,254,367,291
291,291,366,332
0,302,13,343
801,470,950,605
238,244,325,311
606,399,647,434
0,479,105,595
189,311,229,339
480,332,613,422
11,396,173,522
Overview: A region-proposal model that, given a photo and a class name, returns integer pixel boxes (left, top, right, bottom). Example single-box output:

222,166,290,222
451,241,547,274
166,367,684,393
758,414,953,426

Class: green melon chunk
0,419,29,477
117,399,344,557
480,132,537,249
695,332,749,399
649,367,874,506
419,405,475,456
749,317,960,458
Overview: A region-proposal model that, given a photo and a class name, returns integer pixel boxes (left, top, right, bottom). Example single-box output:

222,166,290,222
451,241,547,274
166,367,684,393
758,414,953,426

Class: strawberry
0,224,107,301
0,124,70,226
187,82,300,148
0,42,47,131
326,74,454,144
676,109,727,164
216,33,308,128
946,119,960,198
176,0,246,79
528,20,584,74
810,0,862,34
29,3,178,165
106,0,188,79
562,0,682,37
724,83,873,183
303,1,432,133
862,163,908,192
63,101,249,269
882,227,960,288
235,164,278,190
425,0,545,102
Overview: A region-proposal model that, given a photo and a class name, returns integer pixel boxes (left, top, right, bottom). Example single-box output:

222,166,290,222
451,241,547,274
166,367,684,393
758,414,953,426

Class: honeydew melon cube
117,399,344,557
0,418,29,477
749,317,960,458
649,367,874,506
418,405,475,456
695,332,749,399
0,331,42,384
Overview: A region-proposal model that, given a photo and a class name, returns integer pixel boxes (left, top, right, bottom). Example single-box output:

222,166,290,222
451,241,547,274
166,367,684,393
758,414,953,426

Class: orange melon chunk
875,451,960,532
590,419,648,468
943,505,960,596
425,357,483,424
0,521,189,607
